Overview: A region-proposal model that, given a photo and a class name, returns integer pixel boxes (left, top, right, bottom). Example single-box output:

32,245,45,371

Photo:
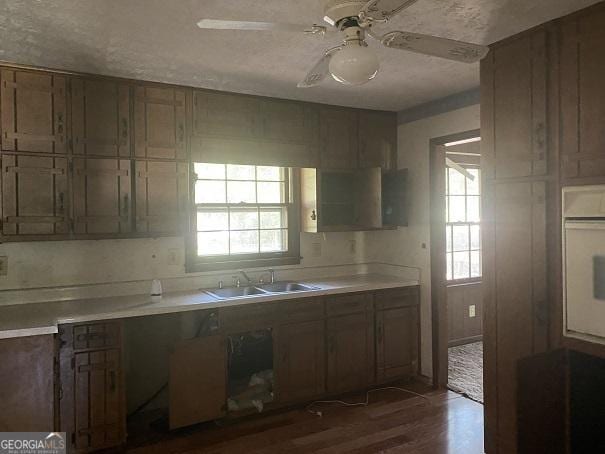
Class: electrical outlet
0,256,7,276
167,248,179,265
349,239,357,255
469,305,476,318
311,242,322,258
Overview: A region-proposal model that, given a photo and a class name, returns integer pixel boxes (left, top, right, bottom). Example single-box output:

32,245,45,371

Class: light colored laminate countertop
0,274,419,340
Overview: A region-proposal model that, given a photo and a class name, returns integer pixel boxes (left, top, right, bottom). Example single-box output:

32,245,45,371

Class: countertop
0,274,419,340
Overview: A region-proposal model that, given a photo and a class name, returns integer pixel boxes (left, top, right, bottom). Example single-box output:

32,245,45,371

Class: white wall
365,104,480,378
0,231,364,291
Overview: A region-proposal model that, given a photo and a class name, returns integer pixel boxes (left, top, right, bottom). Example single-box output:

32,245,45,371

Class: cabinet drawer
71,322,121,351
219,302,280,332
375,287,419,311
281,298,324,324
326,293,372,317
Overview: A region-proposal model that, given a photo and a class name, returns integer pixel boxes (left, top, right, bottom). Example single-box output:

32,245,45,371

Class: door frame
429,129,480,388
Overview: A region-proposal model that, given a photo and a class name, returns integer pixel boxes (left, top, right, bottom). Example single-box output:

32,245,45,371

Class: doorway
430,131,484,403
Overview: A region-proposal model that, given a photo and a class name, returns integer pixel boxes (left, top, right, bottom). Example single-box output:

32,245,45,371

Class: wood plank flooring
126,386,484,453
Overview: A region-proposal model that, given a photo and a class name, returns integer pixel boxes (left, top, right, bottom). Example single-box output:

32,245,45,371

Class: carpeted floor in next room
448,341,483,403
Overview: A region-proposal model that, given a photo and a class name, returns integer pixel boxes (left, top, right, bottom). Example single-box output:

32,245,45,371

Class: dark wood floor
126,385,484,453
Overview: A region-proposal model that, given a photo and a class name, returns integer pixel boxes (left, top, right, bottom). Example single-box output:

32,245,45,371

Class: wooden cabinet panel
374,286,419,311
560,9,605,179
319,107,359,169
358,110,397,170
191,90,318,167
134,85,187,160
73,349,123,451
483,180,548,453
169,335,226,429
1,68,66,154
482,31,547,180
0,335,54,432
326,312,374,393
326,292,372,317
73,158,132,234
376,306,418,382
277,320,325,403
135,160,188,234
59,322,125,453
71,78,131,157
1,154,69,236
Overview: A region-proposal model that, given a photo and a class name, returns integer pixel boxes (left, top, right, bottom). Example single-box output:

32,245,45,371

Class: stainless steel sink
258,282,319,293
205,286,268,299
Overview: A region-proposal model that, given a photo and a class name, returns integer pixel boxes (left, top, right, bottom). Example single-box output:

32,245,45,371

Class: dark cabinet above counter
0,63,399,242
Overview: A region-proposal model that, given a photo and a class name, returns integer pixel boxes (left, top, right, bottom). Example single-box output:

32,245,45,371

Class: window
189,163,300,271
446,166,481,281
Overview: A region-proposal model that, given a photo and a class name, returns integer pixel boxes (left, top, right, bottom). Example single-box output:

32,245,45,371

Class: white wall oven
563,186,605,344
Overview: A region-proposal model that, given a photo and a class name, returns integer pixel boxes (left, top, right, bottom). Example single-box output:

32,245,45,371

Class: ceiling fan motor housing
323,0,367,26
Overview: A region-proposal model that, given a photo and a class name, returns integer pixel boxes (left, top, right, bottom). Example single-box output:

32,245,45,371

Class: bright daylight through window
446,166,481,281
193,163,289,257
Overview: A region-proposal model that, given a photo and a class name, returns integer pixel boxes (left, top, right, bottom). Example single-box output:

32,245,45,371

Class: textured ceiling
0,0,600,111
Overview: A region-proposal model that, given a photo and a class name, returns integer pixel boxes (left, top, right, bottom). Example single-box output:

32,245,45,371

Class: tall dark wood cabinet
481,27,551,454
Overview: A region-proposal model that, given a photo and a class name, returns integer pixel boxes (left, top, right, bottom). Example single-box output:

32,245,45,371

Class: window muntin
193,163,290,258
446,167,481,281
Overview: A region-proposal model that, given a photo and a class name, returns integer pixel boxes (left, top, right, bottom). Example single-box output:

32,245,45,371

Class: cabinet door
326,312,374,393
560,9,605,179
0,335,54,432
192,90,259,140
71,78,131,157
169,335,226,429
319,107,359,169
73,158,132,235
0,68,66,154
482,180,548,454
258,99,319,167
134,85,187,160
481,30,547,180
73,349,123,451
358,110,397,170
1,154,68,236
376,307,418,382
135,160,189,234
277,320,325,403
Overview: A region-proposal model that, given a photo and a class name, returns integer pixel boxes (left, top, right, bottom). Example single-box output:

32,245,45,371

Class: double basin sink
205,282,319,300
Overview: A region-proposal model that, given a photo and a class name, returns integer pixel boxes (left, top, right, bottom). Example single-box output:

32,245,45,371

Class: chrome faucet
238,270,253,286
267,269,275,284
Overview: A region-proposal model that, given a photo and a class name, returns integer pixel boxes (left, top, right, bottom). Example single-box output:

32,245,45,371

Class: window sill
186,255,301,273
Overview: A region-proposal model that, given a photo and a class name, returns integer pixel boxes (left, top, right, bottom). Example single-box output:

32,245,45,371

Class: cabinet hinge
71,357,75,370
71,433,75,445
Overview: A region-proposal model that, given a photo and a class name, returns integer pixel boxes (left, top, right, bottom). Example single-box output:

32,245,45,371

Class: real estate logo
0,432,66,454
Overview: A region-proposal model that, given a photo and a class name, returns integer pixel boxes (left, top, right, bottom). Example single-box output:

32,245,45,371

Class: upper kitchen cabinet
191,90,318,168
135,160,189,235
1,154,69,237
72,158,132,235
71,78,131,157
559,8,605,180
358,110,398,170
481,29,548,180
319,106,359,169
0,68,67,154
134,84,188,161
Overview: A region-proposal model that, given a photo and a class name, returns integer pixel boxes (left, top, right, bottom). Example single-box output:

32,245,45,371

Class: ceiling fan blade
381,31,489,63
297,47,341,88
361,0,421,22
197,19,330,35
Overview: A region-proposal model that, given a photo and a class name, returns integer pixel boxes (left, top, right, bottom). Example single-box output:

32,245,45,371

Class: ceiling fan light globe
329,43,379,86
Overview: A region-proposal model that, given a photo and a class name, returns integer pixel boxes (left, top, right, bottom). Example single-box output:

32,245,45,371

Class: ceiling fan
197,0,489,87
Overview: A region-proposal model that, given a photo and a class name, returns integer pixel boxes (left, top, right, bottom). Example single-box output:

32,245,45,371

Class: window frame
445,163,482,284
186,165,301,273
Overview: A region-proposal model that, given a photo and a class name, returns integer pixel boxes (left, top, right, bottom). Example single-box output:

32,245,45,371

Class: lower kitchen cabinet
58,321,126,453
375,288,420,383
326,306,375,394
0,334,55,432
276,320,325,403
169,335,227,429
